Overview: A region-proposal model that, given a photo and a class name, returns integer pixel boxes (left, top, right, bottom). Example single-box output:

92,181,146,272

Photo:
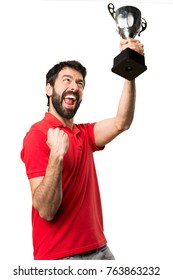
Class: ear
46,83,53,97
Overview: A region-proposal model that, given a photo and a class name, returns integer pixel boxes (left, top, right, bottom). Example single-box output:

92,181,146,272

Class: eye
78,81,85,88
63,78,71,83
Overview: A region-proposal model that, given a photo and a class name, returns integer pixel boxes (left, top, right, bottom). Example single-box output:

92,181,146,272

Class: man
21,38,144,260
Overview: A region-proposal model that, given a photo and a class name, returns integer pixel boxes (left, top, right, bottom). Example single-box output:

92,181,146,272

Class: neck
48,106,74,129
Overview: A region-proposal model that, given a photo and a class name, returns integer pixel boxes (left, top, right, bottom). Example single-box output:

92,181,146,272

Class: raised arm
94,38,144,147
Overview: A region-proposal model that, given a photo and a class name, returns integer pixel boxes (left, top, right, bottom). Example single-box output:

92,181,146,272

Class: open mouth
63,94,77,106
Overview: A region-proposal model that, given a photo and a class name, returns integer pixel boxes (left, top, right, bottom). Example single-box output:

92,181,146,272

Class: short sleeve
21,130,50,179
84,123,105,152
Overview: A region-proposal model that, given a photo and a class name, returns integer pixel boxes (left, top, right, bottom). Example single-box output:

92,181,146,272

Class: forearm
94,80,136,147
32,152,64,221
115,79,136,131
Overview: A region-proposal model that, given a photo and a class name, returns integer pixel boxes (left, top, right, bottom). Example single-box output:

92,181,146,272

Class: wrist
49,150,64,162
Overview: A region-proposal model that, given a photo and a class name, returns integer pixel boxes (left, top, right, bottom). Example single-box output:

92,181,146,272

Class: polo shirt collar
44,112,80,135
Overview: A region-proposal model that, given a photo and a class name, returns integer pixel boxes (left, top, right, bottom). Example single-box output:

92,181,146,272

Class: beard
52,88,82,119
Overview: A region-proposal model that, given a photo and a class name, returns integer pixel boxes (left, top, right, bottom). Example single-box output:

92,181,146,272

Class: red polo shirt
21,112,107,260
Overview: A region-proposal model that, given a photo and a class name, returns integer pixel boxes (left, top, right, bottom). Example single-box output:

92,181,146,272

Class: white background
1,0,172,279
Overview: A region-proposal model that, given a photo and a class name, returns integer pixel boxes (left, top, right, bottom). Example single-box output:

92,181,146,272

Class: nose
69,81,79,92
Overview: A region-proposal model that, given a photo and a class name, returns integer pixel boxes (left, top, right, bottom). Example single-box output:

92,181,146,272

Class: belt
79,244,107,256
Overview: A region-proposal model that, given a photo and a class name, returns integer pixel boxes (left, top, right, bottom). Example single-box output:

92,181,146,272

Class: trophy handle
108,3,116,20
139,18,147,36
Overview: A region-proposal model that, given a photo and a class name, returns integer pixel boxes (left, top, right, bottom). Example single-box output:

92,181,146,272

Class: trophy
108,3,147,80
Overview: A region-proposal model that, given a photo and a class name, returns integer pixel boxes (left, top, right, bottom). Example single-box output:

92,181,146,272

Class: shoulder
22,117,49,150
76,122,96,133
30,119,50,135
76,122,104,151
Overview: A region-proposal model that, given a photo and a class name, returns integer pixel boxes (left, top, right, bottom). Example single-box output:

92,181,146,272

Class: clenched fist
46,128,69,158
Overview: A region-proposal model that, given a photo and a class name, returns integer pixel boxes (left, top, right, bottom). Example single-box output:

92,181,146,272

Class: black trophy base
111,48,147,80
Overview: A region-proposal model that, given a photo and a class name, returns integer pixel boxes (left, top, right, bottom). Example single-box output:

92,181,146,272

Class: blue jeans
59,245,115,260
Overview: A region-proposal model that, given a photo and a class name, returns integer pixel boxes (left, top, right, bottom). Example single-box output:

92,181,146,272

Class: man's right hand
46,128,69,158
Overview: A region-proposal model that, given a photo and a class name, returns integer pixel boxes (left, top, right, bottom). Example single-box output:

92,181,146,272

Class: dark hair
46,60,87,106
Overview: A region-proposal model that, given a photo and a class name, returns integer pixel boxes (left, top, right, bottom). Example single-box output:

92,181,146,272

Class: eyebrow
62,74,85,85
62,74,72,79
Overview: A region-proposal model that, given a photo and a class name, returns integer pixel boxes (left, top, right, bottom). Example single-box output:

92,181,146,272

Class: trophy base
111,48,147,80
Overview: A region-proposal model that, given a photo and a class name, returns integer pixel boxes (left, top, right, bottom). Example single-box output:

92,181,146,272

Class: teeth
64,95,76,100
